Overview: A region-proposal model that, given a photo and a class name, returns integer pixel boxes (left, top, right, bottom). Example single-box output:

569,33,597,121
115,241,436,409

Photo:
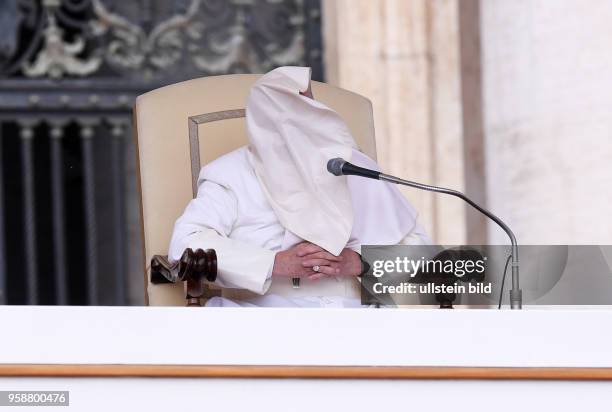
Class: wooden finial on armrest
150,248,217,307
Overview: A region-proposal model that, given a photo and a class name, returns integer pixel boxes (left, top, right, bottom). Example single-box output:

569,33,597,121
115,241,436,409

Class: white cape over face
246,66,358,256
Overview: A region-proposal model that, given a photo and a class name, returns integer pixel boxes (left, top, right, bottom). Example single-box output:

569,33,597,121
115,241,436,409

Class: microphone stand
379,173,522,309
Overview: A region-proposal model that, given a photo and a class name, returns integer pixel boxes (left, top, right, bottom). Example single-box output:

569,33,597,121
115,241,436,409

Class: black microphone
327,157,523,309
327,157,380,179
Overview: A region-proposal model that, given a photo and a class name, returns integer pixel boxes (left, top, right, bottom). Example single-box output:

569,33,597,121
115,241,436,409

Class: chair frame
188,109,246,196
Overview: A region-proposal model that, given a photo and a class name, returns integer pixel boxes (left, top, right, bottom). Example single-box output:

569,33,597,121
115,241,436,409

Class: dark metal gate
0,0,323,305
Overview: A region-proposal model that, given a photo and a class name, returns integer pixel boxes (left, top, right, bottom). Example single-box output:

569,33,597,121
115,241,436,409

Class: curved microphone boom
327,157,522,309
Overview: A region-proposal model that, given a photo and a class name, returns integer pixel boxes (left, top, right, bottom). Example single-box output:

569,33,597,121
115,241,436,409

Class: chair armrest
150,248,217,306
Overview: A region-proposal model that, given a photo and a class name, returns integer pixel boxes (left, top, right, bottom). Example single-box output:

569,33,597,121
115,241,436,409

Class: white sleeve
399,221,432,245
168,180,275,295
347,149,431,253
349,220,432,255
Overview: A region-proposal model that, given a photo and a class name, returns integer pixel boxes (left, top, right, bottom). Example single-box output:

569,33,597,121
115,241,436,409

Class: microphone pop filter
327,158,346,176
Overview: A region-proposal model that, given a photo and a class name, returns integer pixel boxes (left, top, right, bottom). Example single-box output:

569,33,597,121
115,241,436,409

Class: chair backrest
134,74,377,306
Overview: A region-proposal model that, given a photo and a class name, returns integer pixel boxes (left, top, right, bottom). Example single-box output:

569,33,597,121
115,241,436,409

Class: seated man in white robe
169,66,430,307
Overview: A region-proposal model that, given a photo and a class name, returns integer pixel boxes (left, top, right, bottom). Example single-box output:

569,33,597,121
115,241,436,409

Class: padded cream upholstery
134,74,377,306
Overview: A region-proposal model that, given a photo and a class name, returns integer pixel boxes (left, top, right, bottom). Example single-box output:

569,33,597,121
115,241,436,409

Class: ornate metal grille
0,0,323,305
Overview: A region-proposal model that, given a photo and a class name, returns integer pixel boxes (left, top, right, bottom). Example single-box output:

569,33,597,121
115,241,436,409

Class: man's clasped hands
272,242,362,281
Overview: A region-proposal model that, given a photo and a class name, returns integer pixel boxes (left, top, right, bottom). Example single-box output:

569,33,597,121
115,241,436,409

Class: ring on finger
312,265,320,272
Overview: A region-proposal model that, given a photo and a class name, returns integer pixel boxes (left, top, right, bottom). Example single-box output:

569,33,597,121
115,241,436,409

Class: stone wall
481,0,612,244
323,0,612,246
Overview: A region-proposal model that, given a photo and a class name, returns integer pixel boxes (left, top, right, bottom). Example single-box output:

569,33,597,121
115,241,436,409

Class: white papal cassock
168,146,430,308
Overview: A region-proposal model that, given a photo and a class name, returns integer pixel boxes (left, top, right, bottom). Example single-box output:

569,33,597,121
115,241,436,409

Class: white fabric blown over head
246,66,357,256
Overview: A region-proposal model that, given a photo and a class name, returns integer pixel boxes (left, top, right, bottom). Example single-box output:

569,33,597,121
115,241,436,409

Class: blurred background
0,0,611,305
